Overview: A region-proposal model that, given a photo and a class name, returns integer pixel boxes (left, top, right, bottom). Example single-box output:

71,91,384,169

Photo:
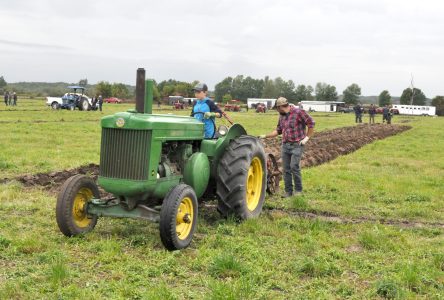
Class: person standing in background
4,91,8,106
98,95,103,112
7,91,12,106
354,103,363,123
382,105,390,123
368,104,376,124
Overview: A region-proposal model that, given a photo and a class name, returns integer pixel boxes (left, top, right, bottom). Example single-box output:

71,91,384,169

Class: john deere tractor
56,68,279,250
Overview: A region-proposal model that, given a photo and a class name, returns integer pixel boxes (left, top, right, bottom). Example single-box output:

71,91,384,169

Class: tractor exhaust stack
135,68,154,114
135,68,146,113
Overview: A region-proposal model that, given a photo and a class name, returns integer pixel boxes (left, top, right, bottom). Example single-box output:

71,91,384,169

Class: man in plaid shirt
259,97,315,198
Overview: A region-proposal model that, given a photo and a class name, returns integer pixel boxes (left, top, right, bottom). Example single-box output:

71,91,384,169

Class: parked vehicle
338,107,354,113
256,103,266,113
224,100,241,112
105,97,123,104
46,86,93,111
299,101,347,113
173,101,185,110
390,104,436,116
375,107,399,115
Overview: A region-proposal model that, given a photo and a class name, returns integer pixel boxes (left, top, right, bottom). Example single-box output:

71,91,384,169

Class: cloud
0,39,71,50
0,0,443,96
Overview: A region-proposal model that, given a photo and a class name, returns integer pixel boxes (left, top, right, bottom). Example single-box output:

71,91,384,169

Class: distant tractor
224,100,241,112
56,68,279,250
46,86,93,111
173,100,184,110
256,103,266,113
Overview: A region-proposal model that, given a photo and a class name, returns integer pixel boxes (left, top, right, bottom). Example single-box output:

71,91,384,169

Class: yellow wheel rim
246,157,263,211
72,188,93,228
176,197,194,240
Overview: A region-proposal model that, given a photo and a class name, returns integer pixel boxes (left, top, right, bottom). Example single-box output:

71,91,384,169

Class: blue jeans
281,142,304,194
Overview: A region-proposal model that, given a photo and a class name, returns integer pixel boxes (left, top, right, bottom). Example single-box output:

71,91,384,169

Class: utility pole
410,74,415,115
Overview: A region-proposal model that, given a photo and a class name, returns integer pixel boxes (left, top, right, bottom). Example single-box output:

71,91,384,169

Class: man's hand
258,134,266,139
299,136,310,145
204,112,216,119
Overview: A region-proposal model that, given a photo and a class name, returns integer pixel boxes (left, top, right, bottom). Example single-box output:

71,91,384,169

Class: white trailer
299,101,345,112
391,104,436,116
247,98,276,109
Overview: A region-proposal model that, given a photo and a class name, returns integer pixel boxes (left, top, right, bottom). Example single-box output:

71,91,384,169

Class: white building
247,98,276,109
299,101,345,112
391,104,436,116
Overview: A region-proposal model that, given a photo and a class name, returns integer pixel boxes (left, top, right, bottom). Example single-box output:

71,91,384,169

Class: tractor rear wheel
56,175,99,236
216,136,266,220
160,184,198,251
79,98,90,111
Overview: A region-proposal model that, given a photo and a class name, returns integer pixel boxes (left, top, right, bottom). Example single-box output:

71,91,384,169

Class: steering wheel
191,112,217,139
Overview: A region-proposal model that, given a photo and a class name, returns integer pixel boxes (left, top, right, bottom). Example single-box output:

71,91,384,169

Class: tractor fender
211,123,247,175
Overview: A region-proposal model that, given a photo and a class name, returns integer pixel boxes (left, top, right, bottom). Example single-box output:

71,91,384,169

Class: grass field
0,99,443,299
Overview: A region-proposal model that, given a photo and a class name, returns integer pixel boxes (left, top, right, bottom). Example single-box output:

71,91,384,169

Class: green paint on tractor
55,68,276,251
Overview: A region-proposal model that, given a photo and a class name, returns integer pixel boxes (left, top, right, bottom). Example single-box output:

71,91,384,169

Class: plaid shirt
276,106,315,143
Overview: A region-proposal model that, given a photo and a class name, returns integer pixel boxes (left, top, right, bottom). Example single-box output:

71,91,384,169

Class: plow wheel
160,184,198,251
56,175,99,236
266,153,282,195
216,136,266,220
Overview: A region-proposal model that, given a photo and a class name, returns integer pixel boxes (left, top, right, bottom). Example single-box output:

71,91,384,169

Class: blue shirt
191,97,222,138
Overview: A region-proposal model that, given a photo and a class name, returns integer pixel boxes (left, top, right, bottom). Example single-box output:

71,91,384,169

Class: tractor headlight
218,125,228,136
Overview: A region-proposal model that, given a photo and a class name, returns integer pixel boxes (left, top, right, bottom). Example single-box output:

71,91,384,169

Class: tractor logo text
116,118,125,128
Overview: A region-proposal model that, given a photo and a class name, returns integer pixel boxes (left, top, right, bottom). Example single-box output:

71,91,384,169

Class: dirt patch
15,124,411,192
261,124,411,169
16,163,100,194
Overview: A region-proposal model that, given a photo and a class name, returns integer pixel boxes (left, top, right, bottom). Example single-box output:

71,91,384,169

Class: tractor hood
101,112,204,140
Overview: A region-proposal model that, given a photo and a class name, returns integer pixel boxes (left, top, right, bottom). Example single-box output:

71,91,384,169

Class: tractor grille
100,128,151,180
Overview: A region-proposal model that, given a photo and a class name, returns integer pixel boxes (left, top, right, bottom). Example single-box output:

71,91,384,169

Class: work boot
281,192,293,199
293,191,303,196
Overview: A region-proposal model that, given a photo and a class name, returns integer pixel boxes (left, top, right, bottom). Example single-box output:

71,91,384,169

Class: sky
1,0,443,97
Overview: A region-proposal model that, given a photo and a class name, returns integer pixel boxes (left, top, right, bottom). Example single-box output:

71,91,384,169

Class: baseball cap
192,83,208,92
273,97,288,108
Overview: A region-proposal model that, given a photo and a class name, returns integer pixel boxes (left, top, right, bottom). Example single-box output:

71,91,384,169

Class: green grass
1,100,443,298
0,100,354,177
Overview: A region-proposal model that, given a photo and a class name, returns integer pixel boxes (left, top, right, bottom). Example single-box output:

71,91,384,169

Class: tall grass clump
209,253,248,278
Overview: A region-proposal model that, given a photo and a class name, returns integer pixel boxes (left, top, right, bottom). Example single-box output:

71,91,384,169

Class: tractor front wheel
160,184,198,251
217,135,266,220
56,175,99,236
51,102,60,110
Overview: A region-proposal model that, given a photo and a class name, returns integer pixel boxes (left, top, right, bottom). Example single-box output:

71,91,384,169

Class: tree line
1,77,135,100
214,75,442,115
1,74,443,115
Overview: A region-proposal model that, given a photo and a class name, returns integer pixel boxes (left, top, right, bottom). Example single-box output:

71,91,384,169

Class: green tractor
56,68,280,250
